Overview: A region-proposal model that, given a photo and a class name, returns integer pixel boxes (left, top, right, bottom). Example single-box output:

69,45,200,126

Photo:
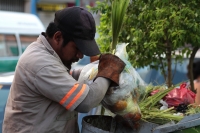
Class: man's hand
90,55,100,62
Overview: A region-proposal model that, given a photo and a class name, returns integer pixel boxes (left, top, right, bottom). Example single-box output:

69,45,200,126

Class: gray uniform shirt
3,35,90,133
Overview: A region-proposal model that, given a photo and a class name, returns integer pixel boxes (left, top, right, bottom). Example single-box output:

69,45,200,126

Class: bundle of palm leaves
139,85,184,124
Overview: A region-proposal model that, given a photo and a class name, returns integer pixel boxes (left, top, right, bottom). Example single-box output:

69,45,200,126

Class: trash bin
81,115,115,133
81,115,158,133
81,114,200,133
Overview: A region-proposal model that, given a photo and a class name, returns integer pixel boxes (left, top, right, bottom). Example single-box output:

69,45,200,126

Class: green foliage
88,0,200,86
111,0,130,50
88,0,112,52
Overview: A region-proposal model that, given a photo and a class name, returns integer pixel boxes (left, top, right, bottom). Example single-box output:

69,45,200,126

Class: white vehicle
0,11,45,73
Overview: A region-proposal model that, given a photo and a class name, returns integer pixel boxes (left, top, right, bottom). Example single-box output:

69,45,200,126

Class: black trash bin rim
81,115,114,133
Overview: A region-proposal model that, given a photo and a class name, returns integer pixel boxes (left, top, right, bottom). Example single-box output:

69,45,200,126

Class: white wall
24,0,31,13
38,11,55,29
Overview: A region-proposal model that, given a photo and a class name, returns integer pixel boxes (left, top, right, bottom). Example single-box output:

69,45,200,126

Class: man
3,6,125,133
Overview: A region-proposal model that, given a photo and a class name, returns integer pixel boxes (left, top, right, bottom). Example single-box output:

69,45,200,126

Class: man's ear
53,31,63,45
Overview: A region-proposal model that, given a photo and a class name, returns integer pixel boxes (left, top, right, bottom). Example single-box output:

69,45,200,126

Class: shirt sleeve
75,77,111,113
34,65,89,111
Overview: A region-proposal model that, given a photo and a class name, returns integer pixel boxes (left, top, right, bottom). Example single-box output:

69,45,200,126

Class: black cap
54,6,101,56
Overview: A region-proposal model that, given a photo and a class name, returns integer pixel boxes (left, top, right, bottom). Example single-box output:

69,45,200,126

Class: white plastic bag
78,43,146,122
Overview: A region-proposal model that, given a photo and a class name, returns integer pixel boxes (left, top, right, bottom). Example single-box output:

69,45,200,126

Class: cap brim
74,38,101,56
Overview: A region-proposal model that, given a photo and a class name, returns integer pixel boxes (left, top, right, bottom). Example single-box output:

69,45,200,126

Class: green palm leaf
111,0,130,51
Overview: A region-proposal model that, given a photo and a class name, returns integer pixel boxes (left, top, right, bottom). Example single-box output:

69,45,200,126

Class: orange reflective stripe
59,84,79,105
66,84,87,110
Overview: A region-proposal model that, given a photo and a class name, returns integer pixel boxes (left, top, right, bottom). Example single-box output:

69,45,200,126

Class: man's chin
67,66,71,70
64,63,72,70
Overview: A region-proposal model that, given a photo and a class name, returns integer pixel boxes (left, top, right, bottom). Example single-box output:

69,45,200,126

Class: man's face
58,41,83,70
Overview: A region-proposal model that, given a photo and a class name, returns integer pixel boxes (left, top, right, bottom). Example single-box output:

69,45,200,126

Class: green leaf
111,0,130,50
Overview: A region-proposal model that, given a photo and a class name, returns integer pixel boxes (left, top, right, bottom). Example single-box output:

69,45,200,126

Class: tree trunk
167,52,172,87
159,56,167,82
166,42,172,87
188,47,199,93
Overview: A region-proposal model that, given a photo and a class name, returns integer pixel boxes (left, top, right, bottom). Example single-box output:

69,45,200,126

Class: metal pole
31,0,39,16
75,0,80,6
